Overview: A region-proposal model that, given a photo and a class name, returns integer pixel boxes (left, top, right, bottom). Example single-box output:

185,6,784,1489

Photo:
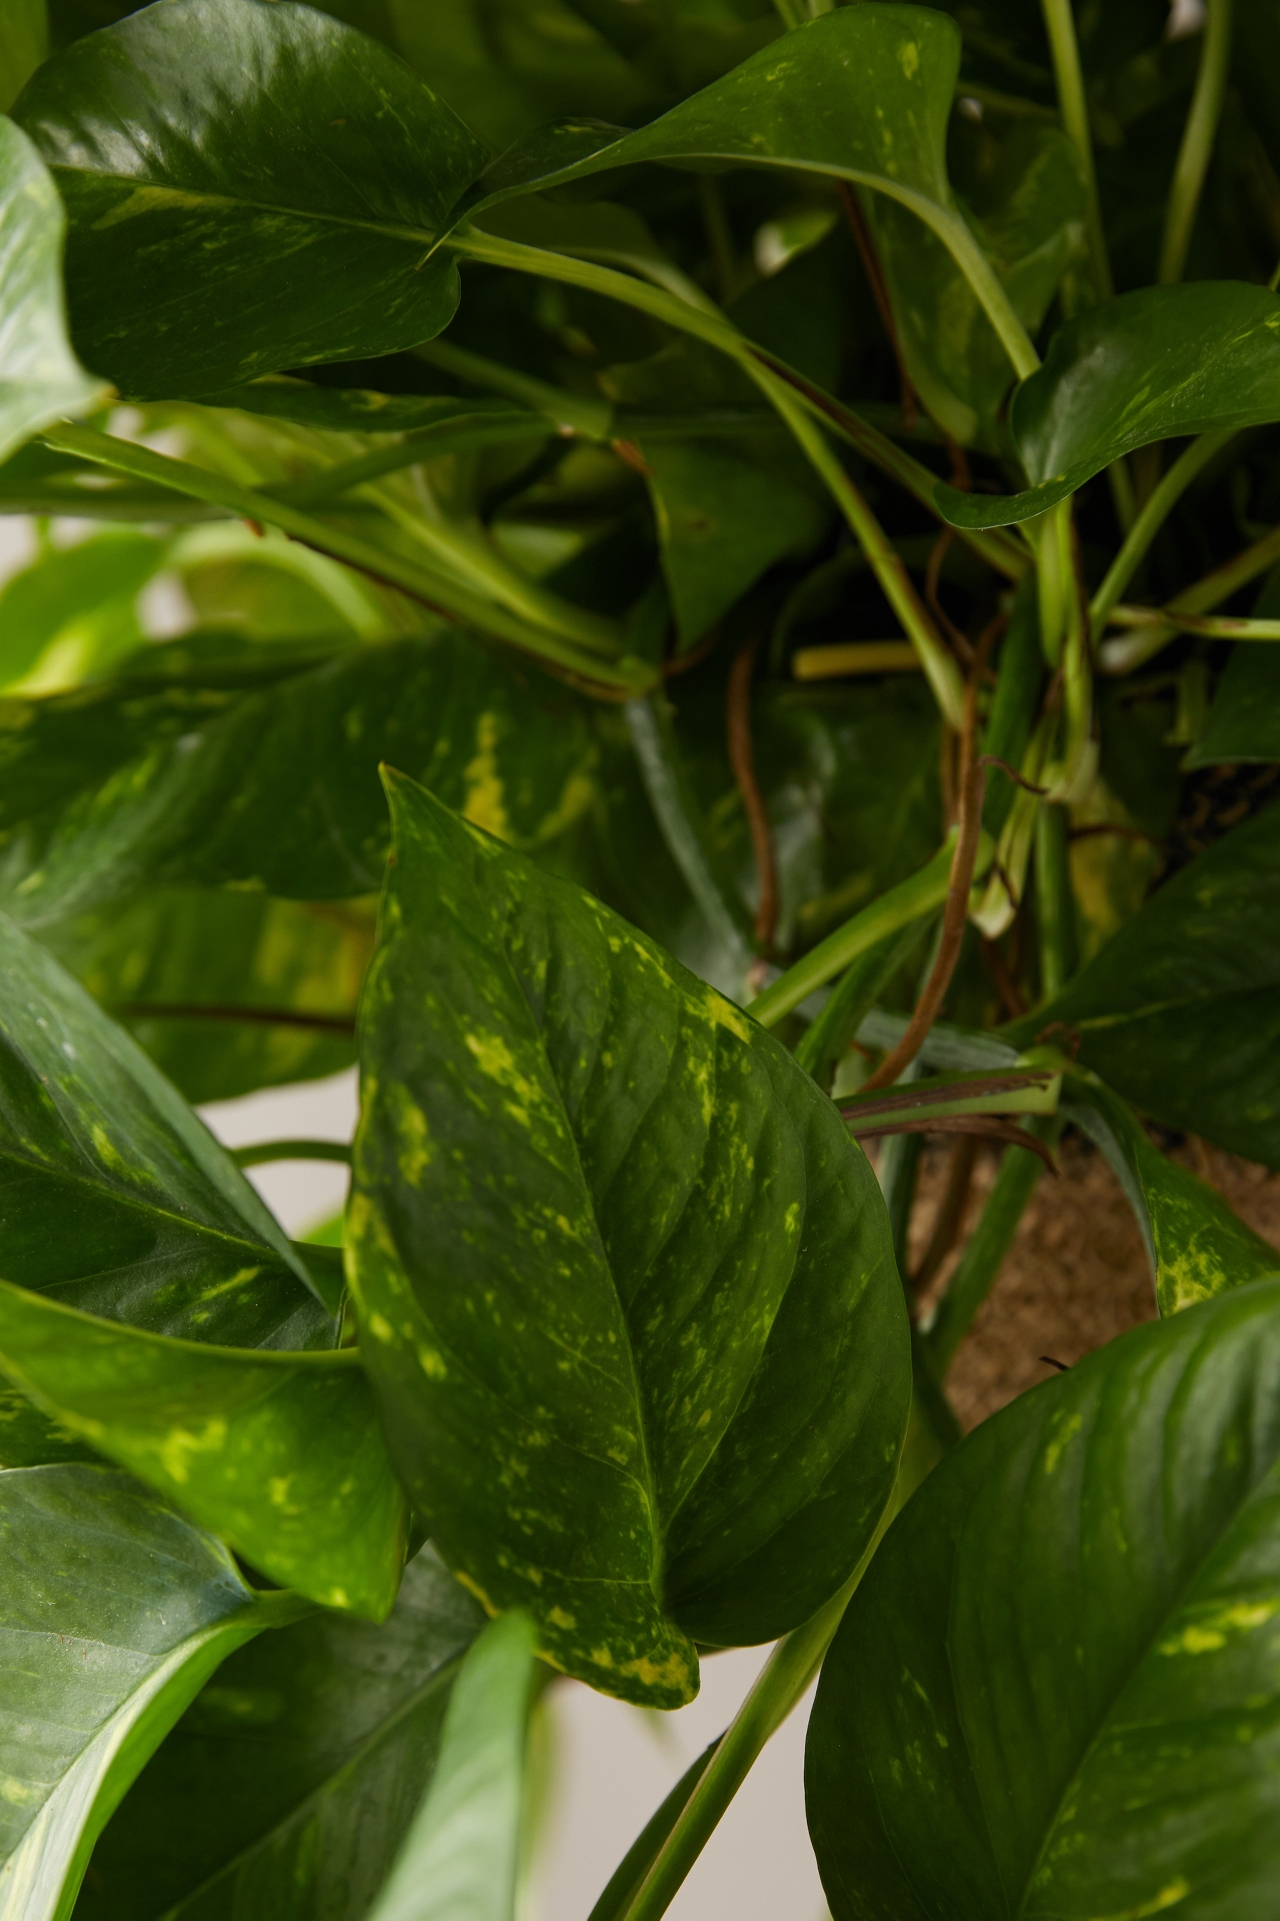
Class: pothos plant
0,0,1279,1913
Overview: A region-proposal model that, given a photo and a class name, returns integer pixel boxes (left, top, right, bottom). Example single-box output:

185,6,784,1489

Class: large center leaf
0,1462,308,1921
938,282,1280,528
13,0,489,395
349,773,909,1707
807,1279,1280,1920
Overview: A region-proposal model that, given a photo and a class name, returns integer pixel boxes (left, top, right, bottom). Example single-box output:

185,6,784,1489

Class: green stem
1159,0,1234,286
750,835,990,1029
616,1520,891,1921
39,424,653,696
1089,429,1235,632
793,924,923,1089
415,337,613,438
232,1139,353,1169
588,1745,721,1921
1098,513,1280,672
1034,803,1076,1000
1039,0,1113,300
919,1120,1060,1372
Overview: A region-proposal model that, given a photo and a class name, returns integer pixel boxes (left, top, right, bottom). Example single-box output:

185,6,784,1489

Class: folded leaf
1004,801,1280,1165
366,1609,538,1921
349,773,909,1706
78,1544,484,1921
0,116,108,464
0,1463,307,1921
939,282,1280,527
0,1283,406,1617
808,1279,1280,1921
1063,1073,1279,1314
13,0,489,396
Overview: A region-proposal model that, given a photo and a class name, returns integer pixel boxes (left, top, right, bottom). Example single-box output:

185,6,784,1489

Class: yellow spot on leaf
462,712,510,841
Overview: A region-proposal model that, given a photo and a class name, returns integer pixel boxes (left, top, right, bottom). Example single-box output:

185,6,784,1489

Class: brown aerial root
726,633,779,948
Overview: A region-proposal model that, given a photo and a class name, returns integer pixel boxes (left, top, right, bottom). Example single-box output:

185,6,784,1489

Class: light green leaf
0,0,47,113
0,1283,406,1618
938,282,1280,528
1062,1072,1279,1315
14,0,488,396
0,528,170,694
349,773,909,1707
366,1609,539,1921
0,115,108,463
0,1462,307,1921
76,1545,485,1921
808,1279,1280,1921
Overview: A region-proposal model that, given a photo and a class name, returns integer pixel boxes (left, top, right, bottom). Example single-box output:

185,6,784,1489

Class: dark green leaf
808,1279,1280,1921
1188,565,1280,768
0,1284,407,1617
939,283,1280,528
0,116,107,463
1005,801,1280,1165
0,1382,97,1467
78,1544,484,1921
0,636,599,924
1063,1071,1280,1315
365,1609,538,1921
349,773,909,1706
14,0,488,396
0,1462,307,1921
197,378,536,438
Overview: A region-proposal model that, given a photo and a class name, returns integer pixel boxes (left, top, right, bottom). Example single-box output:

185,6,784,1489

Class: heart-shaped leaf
13,0,489,397
0,116,108,464
808,1278,1280,1921
76,1544,485,1920
938,282,1280,527
0,1462,308,1921
349,772,909,1707
1004,800,1280,1166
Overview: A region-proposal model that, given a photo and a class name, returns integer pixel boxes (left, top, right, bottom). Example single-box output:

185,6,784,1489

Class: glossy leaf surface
366,1608,538,1921
0,1284,406,1617
0,635,599,924
79,1545,484,1921
939,283,1280,527
0,1463,304,1921
0,908,327,1345
14,0,488,396
1063,1073,1279,1315
808,1280,1280,1921
0,116,107,465
1005,802,1280,1166
350,774,909,1705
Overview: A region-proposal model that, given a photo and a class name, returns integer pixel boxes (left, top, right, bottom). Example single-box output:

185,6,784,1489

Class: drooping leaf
42,887,368,1105
13,0,488,397
0,1284,406,1617
0,115,107,463
77,1544,485,1921
807,1279,1280,1921
866,119,1086,449
0,1462,308,1921
1004,800,1280,1165
349,772,910,1707
365,1609,539,1921
0,635,599,925
1062,1071,1280,1315
938,282,1280,527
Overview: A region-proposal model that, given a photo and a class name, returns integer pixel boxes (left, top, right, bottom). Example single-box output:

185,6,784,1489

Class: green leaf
366,1609,538,1921
77,1544,485,1921
807,1278,1280,1921
42,887,367,1105
0,116,108,464
865,119,1086,449
349,772,910,1707
0,1462,307,1921
0,528,171,693
0,1284,407,1618
1062,1072,1280,1315
1187,565,1280,768
1004,801,1280,1166
938,282,1280,528
0,908,329,1344
0,1383,97,1467
14,0,488,397
198,378,536,438
0,0,47,112
0,636,599,925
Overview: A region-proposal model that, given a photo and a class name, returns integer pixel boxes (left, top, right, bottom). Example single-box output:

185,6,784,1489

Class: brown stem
726,635,779,948
912,1136,980,1294
839,183,919,429
114,1002,357,1034
849,1116,1059,1169
925,529,974,665
982,936,1029,1021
